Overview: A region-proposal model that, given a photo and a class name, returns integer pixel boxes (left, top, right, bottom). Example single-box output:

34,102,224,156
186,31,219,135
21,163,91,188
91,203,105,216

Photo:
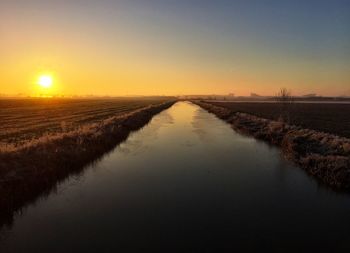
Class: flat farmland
207,101,350,138
0,97,172,143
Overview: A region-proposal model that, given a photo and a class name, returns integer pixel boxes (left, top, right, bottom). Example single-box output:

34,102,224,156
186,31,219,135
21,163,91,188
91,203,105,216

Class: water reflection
1,102,350,252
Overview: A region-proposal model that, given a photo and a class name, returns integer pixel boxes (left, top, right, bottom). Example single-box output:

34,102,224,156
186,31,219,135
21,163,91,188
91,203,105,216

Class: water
1,102,350,252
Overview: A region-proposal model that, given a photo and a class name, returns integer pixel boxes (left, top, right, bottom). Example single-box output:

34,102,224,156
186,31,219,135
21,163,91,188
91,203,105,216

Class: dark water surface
1,102,350,252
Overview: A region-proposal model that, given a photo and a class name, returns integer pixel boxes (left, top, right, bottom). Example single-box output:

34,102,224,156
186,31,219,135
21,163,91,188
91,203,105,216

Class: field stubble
207,101,350,138
0,98,172,144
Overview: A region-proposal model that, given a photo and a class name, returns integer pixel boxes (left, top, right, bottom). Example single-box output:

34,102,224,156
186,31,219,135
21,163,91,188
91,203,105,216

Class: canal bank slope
193,101,350,190
0,101,175,227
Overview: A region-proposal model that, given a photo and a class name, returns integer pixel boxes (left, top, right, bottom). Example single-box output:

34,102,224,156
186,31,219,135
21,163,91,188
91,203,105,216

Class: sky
1,0,349,96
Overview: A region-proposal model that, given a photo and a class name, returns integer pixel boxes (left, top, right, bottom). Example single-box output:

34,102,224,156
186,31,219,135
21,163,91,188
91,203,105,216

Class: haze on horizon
1,0,349,97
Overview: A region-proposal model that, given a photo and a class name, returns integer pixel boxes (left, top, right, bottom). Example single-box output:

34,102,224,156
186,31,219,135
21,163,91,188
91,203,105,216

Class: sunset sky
1,0,349,96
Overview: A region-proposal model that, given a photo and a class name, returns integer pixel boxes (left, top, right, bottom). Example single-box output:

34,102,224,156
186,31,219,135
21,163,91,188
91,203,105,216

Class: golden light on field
38,75,53,88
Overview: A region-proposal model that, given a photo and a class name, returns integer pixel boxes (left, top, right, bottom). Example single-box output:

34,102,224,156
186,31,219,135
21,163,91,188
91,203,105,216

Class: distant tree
275,88,294,123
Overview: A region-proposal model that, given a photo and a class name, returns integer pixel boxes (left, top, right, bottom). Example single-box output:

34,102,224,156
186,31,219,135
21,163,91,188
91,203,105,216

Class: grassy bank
0,101,175,227
193,101,350,190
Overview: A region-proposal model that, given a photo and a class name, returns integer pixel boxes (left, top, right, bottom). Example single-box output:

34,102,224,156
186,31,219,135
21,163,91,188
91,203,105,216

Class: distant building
302,93,317,97
250,93,261,97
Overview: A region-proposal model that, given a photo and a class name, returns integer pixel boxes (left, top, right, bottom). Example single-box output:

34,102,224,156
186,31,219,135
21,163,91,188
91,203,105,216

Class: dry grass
194,101,350,190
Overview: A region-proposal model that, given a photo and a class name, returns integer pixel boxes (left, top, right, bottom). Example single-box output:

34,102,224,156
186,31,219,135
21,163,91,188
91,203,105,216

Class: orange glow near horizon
0,2,349,97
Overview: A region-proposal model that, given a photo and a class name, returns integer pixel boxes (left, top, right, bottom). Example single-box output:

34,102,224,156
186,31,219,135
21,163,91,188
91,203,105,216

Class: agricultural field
0,97,173,144
206,101,350,138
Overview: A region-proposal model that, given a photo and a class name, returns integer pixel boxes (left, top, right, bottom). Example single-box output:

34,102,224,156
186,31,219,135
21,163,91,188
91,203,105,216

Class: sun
38,75,53,88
